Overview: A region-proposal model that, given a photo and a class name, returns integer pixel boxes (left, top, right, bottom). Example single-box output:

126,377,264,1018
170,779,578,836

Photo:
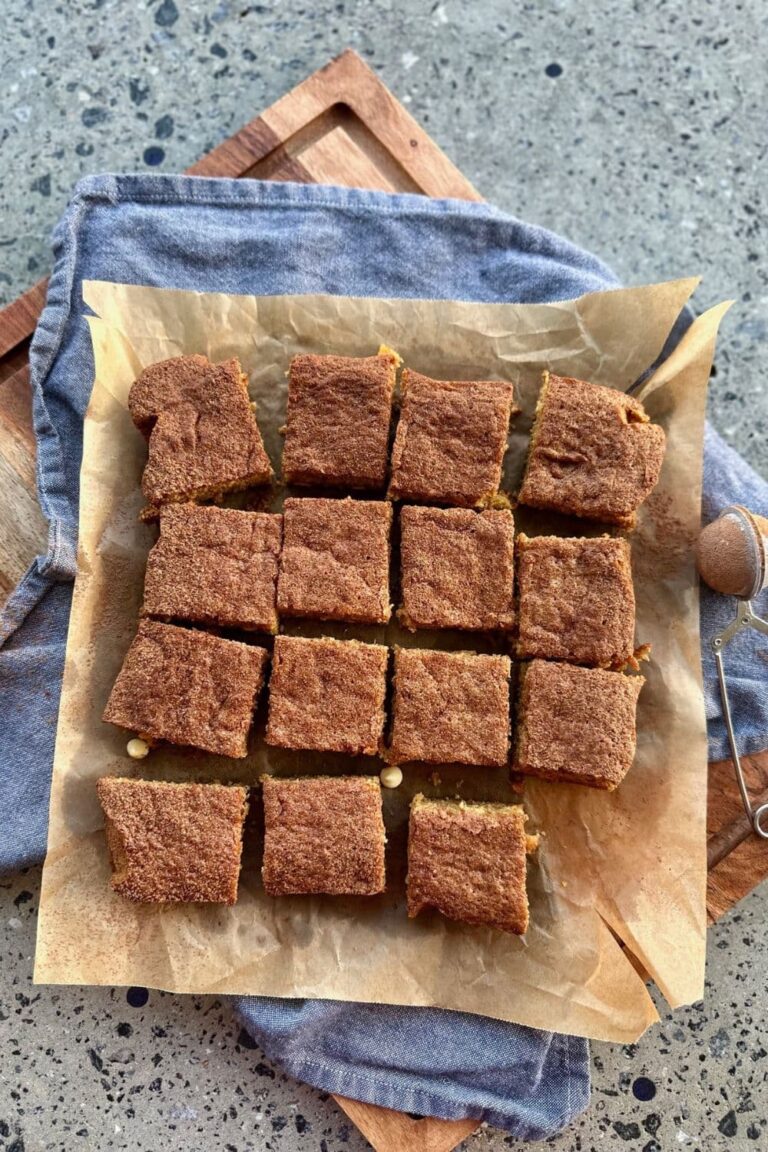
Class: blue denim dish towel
1,176,766,1139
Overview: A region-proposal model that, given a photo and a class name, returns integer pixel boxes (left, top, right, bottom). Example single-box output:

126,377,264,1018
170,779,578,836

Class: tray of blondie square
2,53,763,949
33,272,730,1051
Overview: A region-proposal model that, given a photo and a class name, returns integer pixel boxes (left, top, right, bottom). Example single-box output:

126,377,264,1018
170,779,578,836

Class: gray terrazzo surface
1,1,767,1150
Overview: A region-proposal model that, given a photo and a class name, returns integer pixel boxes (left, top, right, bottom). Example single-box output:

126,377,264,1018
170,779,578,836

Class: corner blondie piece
388,369,516,507
265,635,388,755
281,352,397,489
407,796,535,934
399,505,515,631
277,497,391,624
518,371,666,529
97,777,249,904
261,775,386,896
516,534,636,668
515,660,644,790
128,355,272,516
103,620,268,758
142,504,282,632
388,647,511,767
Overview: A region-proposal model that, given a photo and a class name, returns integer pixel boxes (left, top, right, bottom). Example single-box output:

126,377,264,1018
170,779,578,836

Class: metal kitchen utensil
698,505,768,838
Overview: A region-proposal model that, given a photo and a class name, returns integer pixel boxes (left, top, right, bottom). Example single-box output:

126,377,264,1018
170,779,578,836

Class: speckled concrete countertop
1,1,767,1149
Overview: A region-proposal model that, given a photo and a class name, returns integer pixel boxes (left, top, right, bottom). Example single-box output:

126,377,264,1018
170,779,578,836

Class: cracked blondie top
103,619,268,758
261,775,386,896
388,369,516,507
398,505,515,632
265,635,388,756
518,371,666,529
387,646,511,767
142,503,282,632
97,777,249,904
407,795,534,934
515,660,644,790
277,497,391,624
281,352,397,489
516,533,636,668
128,354,272,516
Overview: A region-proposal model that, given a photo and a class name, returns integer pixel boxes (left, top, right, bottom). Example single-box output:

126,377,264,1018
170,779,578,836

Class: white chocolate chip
380,766,403,789
126,737,149,760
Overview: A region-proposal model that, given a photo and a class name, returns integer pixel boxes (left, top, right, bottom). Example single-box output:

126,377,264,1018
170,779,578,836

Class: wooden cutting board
1,48,765,1152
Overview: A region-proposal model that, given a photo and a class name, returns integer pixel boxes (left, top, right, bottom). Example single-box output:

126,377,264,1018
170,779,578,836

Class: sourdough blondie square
277,497,391,624
518,371,666,528
407,795,536,934
388,647,511,767
128,354,272,517
103,620,268,758
398,505,515,631
515,660,644,789
142,504,282,633
97,778,249,904
388,370,516,507
516,534,636,668
261,775,386,896
265,635,388,756
281,352,397,489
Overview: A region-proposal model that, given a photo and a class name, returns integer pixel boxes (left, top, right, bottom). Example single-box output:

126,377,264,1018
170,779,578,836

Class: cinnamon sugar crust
387,646,511,767
103,620,268,758
281,353,397,489
277,497,391,624
388,369,516,508
128,355,272,514
518,371,666,528
515,660,644,790
142,504,282,632
265,635,388,756
97,777,249,904
261,775,386,896
398,505,515,631
407,795,533,934
516,534,636,668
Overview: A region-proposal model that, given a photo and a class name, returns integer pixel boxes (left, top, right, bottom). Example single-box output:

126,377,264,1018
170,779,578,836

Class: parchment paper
34,277,731,1043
